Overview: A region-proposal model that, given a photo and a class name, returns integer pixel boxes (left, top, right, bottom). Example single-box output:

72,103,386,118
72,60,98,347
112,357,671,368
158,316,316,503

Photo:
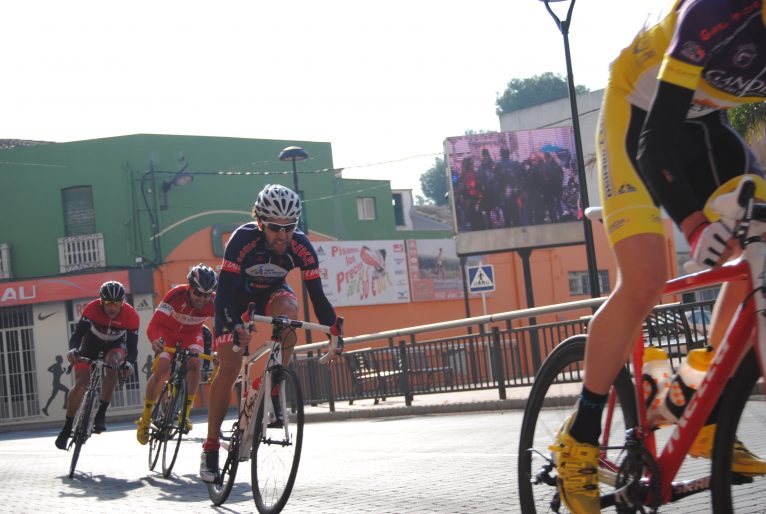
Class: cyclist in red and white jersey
55,281,139,449
135,264,217,444
551,1,766,512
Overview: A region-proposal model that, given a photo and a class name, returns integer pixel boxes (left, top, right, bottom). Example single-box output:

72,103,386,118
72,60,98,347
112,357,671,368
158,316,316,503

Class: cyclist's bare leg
206,342,243,443
66,367,90,417
186,357,202,397
708,280,747,349
144,357,171,402
267,295,298,364
687,279,766,472
584,233,668,394
99,349,124,404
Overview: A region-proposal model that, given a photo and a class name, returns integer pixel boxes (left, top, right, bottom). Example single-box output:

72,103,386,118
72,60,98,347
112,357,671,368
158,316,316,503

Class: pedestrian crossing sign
467,264,495,293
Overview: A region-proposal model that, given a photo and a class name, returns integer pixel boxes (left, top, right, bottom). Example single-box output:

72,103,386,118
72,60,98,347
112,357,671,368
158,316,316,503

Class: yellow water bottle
660,346,714,423
642,345,672,426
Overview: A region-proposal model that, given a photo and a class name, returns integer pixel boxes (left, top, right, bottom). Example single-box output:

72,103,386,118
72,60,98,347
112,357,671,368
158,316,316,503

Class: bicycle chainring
614,438,661,514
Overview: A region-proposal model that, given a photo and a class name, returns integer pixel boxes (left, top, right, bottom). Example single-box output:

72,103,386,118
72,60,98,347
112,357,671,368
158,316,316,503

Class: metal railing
0,243,10,279
289,297,715,412
57,233,106,273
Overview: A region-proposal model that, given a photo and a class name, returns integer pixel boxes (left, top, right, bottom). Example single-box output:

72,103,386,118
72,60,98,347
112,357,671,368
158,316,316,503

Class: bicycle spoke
251,367,304,514
518,336,637,513
207,422,240,506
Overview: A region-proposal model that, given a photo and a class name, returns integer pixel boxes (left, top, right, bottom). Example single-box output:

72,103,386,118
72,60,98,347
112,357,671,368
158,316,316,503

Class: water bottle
659,346,714,423
239,376,262,426
642,345,672,426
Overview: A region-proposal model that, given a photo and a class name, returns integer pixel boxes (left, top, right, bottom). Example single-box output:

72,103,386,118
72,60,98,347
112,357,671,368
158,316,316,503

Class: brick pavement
2,388,765,513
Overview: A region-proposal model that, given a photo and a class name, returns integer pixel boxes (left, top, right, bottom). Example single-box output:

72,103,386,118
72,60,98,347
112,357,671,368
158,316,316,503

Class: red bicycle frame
601,254,762,505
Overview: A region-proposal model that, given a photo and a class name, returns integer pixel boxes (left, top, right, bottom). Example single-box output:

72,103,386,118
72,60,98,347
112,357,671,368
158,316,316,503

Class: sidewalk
302,384,564,423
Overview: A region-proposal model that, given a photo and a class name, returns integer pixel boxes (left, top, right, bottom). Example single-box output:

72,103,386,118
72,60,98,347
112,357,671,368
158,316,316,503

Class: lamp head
278,146,309,162
172,171,194,187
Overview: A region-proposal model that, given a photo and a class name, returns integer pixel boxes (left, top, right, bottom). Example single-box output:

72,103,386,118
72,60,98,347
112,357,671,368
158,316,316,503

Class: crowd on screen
452,146,581,232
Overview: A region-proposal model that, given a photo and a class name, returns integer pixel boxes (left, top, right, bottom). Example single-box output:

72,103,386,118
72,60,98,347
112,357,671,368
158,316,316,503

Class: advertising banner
314,240,410,307
406,239,475,302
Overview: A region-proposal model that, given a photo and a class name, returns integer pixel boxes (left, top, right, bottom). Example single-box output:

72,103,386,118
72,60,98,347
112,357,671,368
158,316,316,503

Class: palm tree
729,103,766,141
729,103,766,165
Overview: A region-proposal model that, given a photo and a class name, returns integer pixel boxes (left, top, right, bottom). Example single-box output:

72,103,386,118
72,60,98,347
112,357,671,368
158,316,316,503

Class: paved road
1,410,519,514
3,401,766,513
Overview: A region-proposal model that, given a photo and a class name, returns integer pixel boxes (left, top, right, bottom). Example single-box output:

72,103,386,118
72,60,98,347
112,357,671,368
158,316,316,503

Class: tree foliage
495,72,589,115
419,156,449,206
728,103,766,141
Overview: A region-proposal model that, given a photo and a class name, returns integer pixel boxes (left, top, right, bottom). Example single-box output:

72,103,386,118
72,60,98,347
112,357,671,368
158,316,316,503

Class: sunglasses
102,300,123,307
191,289,212,298
262,221,298,233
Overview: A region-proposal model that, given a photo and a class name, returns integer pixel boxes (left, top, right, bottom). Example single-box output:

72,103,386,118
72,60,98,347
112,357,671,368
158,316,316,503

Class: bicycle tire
68,388,96,479
251,366,304,514
162,379,187,478
518,335,638,513
710,349,763,513
207,422,241,506
148,382,172,471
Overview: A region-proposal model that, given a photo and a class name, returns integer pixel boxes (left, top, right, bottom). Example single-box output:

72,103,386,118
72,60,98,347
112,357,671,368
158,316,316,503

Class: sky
2,0,672,198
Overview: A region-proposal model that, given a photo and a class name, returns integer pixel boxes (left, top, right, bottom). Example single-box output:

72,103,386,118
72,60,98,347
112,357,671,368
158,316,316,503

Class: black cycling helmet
188,263,217,294
100,281,126,302
252,184,302,220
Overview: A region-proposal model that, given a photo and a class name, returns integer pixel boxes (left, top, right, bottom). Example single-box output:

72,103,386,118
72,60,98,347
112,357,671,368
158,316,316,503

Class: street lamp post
279,146,310,231
278,146,313,341
541,0,601,298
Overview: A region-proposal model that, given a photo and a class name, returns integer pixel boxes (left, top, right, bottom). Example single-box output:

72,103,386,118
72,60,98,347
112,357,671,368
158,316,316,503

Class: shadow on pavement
58,473,145,500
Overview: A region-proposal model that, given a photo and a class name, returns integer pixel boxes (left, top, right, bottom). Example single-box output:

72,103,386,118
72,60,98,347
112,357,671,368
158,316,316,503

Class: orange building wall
154,220,678,348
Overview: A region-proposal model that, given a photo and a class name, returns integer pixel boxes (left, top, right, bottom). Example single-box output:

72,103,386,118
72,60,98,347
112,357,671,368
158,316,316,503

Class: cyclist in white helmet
199,184,343,483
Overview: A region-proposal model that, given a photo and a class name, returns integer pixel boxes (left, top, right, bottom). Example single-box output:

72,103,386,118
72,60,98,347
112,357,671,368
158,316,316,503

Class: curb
303,398,530,423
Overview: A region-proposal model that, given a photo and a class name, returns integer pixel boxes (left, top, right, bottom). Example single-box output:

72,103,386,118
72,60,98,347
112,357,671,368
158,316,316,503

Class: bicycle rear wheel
162,381,187,478
207,421,241,506
68,389,96,479
251,366,304,514
711,350,765,513
518,335,638,513
148,382,172,471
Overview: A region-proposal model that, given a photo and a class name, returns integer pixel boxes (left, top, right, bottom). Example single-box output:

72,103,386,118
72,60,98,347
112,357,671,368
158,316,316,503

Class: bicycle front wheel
69,389,96,479
711,350,765,513
162,380,187,478
518,335,638,513
207,421,241,506
251,366,304,514
148,382,172,471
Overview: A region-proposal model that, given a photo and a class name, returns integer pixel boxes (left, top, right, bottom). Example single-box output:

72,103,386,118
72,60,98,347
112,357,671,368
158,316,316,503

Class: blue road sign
466,264,495,293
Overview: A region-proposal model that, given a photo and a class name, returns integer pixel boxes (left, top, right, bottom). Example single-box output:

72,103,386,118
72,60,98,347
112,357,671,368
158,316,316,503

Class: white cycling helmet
253,184,302,220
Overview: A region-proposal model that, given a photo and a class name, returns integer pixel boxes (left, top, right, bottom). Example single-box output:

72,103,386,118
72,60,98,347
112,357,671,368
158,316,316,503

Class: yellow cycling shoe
184,418,193,433
135,418,150,446
549,413,601,513
689,423,766,476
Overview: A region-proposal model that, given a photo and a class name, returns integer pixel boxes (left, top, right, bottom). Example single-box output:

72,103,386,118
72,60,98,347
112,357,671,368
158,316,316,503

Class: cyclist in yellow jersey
552,1,766,512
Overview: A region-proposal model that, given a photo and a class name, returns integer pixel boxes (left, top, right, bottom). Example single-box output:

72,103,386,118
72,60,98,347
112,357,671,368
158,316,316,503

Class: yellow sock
185,395,195,419
140,399,156,423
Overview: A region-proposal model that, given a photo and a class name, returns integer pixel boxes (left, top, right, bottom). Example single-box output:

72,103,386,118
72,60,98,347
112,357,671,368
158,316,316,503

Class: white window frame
568,270,610,296
357,197,376,220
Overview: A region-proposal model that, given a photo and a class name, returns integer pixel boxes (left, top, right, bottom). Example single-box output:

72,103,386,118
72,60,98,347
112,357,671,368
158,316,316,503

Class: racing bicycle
207,309,343,514
66,352,117,478
148,343,214,478
519,177,766,513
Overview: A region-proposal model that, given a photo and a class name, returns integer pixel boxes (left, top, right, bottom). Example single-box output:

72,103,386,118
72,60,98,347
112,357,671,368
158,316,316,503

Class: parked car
684,308,712,340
